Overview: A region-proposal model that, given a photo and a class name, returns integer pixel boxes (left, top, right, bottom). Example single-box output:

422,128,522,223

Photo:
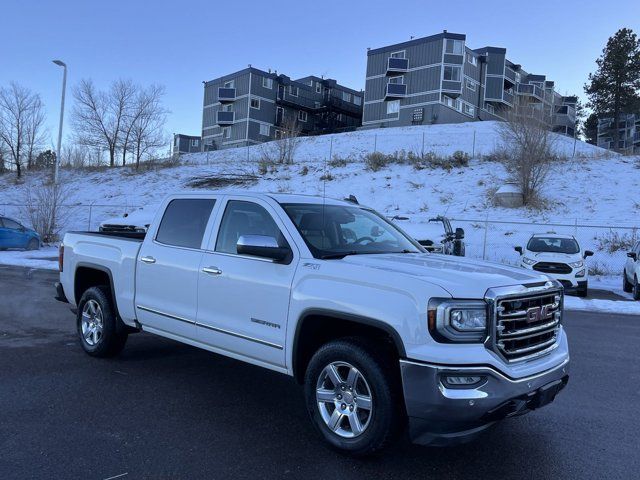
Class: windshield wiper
319,251,359,260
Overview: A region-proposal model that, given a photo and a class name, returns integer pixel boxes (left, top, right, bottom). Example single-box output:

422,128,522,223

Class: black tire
623,271,633,293
634,277,640,301
577,284,588,298
303,338,403,456
26,238,39,250
77,286,128,357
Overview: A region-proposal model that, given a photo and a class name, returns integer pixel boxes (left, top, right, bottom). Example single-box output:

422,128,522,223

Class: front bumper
521,264,586,289
400,357,570,446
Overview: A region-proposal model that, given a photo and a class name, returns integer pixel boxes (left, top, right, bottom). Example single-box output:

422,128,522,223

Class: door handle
202,266,222,275
140,256,156,264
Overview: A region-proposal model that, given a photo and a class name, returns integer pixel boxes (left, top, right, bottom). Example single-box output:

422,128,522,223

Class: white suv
623,241,640,300
515,234,593,297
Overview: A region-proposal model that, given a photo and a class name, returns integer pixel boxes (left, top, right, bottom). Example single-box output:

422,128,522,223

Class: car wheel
26,238,39,250
304,338,403,456
77,286,128,357
623,271,633,293
633,277,640,301
577,284,588,298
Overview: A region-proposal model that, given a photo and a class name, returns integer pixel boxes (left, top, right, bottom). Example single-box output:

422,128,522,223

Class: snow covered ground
0,121,638,315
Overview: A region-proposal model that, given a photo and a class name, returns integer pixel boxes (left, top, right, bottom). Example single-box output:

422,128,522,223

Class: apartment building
597,113,640,154
363,31,577,136
201,67,363,149
172,134,202,155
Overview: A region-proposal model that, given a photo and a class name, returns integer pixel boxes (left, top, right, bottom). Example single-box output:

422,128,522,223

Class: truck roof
175,190,359,207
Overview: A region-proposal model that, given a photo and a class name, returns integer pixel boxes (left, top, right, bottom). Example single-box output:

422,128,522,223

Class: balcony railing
216,111,235,125
386,57,409,76
385,83,407,99
517,83,543,101
218,87,236,103
504,67,516,84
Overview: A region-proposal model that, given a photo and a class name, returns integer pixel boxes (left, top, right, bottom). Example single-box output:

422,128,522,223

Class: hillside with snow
0,121,636,274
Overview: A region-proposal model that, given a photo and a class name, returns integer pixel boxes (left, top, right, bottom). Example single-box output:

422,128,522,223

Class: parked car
0,216,40,250
623,241,640,300
515,233,593,297
99,208,154,233
56,192,569,455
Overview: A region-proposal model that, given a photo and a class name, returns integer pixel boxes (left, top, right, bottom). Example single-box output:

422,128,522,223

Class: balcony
386,57,408,76
218,87,236,103
517,83,543,102
504,67,516,85
385,83,407,99
216,111,235,125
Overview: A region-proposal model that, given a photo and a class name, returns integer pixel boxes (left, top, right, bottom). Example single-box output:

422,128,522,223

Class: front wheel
303,338,403,456
623,271,633,293
634,277,640,301
27,238,40,250
77,286,128,357
577,283,588,298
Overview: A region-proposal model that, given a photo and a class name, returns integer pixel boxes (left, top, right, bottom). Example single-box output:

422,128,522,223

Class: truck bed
68,230,146,241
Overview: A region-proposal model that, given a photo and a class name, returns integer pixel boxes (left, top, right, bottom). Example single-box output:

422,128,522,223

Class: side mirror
584,250,594,258
455,227,465,240
627,252,637,261
514,246,523,254
237,235,291,262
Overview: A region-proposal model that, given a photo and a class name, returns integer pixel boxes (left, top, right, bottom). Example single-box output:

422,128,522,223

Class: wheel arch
292,308,406,384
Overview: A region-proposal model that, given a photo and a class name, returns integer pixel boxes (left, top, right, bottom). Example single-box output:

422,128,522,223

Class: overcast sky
1,0,639,147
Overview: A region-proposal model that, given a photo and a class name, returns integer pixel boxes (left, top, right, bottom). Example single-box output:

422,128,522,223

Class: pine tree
584,28,640,149
583,113,599,145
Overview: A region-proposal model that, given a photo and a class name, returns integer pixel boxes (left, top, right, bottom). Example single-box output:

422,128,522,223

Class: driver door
0,217,26,248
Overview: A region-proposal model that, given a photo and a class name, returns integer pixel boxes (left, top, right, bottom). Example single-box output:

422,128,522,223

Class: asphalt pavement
0,265,638,479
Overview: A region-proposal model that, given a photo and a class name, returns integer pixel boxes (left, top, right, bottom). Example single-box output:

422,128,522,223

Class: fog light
575,269,586,278
444,375,483,387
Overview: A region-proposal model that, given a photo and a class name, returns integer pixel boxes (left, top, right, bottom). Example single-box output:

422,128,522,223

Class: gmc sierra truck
55,192,569,455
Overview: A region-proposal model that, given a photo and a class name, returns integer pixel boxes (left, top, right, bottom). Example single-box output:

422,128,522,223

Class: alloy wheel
81,299,104,346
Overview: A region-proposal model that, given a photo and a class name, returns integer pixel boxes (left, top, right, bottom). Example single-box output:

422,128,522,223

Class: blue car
0,216,41,250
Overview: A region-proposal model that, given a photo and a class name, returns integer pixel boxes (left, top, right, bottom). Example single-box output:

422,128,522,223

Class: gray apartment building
172,134,202,155
201,67,363,149
597,113,640,154
363,31,577,137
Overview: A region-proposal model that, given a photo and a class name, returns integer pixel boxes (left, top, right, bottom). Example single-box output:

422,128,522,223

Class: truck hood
340,253,550,298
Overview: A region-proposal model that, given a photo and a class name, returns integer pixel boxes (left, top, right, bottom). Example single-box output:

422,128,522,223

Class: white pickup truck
55,192,569,455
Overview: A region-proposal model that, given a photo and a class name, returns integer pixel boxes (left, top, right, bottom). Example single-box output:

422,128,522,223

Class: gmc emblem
526,305,553,323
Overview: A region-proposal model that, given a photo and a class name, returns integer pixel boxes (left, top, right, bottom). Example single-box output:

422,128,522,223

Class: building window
466,53,477,66
343,91,352,102
298,110,308,122
222,127,231,139
250,98,260,109
316,82,322,93
259,124,270,136
337,113,345,122
484,103,495,115
386,100,400,115
389,75,404,85
289,86,298,96
466,79,476,91
442,95,461,111
190,139,199,147
354,96,362,106
443,66,461,82
390,50,406,59
262,77,273,89
515,72,521,83
445,39,464,55
223,104,233,112
463,103,475,116
224,80,234,88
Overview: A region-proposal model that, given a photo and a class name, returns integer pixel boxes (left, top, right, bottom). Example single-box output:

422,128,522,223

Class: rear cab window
155,199,216,249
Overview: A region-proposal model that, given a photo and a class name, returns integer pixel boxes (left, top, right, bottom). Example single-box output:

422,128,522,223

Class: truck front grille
495,291,562,362
533,262,572,274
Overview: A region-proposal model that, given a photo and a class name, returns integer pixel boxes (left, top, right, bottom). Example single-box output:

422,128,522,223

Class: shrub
299,165,309,176
596,229,638,254
328,156,349,168
320,172,334,181
364,152,393,171
450,150,470,167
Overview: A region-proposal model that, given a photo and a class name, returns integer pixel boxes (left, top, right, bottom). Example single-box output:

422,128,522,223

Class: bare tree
498,101,558,206
261,113,303,165
21,180,73,243
24,95,47,170
72,79,137,167
127,85,168,168
0,82,47,178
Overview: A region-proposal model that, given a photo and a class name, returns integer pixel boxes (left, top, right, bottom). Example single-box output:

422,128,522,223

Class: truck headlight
522,257,536,266
428,299,488,343
569,260,584,269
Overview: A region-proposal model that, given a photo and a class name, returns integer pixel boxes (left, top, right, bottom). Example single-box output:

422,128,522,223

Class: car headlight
522,257,537,266
575,269,586,278
428,299,487,343
569,260,584,269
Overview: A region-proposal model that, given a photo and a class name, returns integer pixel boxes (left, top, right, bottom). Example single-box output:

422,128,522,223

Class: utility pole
53,60,67,184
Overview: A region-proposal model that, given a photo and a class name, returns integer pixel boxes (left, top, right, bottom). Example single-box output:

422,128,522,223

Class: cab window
155,199,216,249
215,201,285,254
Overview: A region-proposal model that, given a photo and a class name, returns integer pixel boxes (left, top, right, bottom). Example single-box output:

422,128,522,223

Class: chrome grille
495,291,562,362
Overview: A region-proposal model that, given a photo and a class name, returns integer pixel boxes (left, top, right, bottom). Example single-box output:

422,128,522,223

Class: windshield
281,203,424,259
527,237,580,254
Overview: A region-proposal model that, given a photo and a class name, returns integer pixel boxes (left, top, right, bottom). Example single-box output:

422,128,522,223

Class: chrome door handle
202,266,222,275
140,256,156,264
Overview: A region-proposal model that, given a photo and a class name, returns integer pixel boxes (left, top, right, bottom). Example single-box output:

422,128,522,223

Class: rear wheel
26,238,39,250
77,286,128,357
304,338,403,456
634,277,640,301
623,270,633,293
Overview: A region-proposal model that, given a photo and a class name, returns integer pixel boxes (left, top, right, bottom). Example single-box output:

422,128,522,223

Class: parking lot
1,265,638,479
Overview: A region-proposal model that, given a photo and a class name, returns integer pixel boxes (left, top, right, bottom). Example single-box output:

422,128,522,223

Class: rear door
135,196,219,340
627,242,640,281
0,217,26,248
195,196,298,369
